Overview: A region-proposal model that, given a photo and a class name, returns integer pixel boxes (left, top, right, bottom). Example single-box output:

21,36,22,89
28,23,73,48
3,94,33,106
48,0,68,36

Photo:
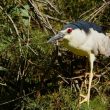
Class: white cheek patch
63,34,71,40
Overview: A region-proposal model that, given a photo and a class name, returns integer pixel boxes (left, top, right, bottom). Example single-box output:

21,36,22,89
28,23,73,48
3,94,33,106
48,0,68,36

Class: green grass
22,87,108,110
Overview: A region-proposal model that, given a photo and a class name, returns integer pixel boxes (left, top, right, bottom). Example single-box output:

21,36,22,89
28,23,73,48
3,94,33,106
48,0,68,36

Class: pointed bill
47,32,65,43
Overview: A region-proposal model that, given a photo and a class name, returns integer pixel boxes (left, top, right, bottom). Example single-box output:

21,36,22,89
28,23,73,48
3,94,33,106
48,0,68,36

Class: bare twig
0,91,36,106
45,0,60,14
89,3,106,21
79,6,96,18
35,0,47,4
0,5,23,81
44,14,67,23
45,16,56,34
0,6,19,36
29,0,64,34
0,82,7,86
27,45,38,56
58,74,69,84
84,1,110,21
98,62,110,73
28,0,48,32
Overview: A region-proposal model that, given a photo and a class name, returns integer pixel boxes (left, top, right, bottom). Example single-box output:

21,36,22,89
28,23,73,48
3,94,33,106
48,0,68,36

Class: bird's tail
105,36,110,57
98,34,110,57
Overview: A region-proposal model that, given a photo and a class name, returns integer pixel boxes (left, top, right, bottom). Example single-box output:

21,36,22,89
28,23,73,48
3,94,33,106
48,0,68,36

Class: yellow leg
80,53,95,106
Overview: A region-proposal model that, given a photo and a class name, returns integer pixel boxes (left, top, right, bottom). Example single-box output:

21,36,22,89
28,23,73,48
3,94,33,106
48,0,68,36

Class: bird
47,20,110,105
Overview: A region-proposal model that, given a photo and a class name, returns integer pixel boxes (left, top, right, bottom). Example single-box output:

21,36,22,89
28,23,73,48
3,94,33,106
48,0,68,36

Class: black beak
47,32,65,43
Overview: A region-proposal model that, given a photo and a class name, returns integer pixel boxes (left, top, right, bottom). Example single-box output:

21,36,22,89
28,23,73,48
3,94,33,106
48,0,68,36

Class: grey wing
93,34,110,56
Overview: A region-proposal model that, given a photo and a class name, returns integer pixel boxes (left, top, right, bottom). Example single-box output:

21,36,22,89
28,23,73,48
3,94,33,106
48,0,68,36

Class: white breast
63,28,110,57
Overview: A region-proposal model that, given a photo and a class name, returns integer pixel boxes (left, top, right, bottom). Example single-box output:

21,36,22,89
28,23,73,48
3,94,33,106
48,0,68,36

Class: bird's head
47,25,74,44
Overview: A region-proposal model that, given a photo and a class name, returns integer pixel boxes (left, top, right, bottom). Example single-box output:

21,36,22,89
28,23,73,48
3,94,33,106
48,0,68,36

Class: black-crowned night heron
48,20,110,105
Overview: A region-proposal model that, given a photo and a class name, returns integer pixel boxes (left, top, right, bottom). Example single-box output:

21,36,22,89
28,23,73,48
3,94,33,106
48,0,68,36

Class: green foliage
20,87,76,110
0,37,12,52
11,4,30,26
56,0,102,20
81,95,108,110
31,29,53,55
18,87,108,110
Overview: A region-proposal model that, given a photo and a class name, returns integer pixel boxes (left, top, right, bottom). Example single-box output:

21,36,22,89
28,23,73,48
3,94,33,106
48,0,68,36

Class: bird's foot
79,94,90,106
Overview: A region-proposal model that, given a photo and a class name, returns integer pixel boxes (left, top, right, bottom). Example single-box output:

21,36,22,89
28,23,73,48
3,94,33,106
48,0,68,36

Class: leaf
0,66,8,71
20,8,29,18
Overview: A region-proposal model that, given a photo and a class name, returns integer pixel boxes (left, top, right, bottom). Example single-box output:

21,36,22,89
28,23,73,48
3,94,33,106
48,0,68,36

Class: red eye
67,28,72,33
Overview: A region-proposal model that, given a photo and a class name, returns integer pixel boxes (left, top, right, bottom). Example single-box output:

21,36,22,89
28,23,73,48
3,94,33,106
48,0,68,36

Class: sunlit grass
23,86,109,110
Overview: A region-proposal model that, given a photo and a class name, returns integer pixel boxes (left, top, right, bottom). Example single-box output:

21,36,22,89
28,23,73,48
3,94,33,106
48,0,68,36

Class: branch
45,0,60,14
0,82,7,86
83,1,110,21
58,74,69,84
44,14,67,23
0,91,36,106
